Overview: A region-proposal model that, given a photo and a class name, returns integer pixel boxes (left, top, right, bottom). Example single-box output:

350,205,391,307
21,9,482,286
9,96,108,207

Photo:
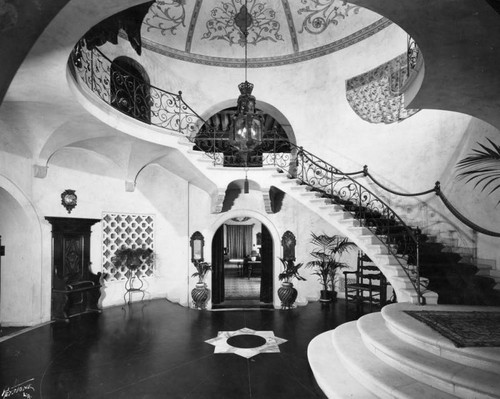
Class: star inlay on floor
205,327,287,358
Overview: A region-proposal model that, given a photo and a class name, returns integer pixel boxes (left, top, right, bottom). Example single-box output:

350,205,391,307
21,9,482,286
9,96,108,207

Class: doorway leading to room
211,217,273,308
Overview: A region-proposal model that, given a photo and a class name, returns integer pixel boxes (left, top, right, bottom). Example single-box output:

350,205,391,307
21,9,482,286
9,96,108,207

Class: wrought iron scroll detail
70,41,206,154
346,52,420,124
270,144,425,303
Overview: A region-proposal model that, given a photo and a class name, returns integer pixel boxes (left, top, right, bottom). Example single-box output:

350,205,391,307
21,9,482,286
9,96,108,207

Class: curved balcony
70,40,204,138
345,37,422,124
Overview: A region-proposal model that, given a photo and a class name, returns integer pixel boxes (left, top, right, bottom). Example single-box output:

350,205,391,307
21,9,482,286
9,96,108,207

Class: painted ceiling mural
135,0,391,67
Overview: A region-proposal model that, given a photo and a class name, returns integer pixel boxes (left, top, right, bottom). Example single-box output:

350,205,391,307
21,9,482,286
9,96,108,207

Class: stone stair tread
308,331,375,398
382,303,500,373
359,312,500,398
333,322,457,399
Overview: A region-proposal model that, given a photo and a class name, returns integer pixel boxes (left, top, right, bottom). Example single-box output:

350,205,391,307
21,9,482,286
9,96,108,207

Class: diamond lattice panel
102,212,155,282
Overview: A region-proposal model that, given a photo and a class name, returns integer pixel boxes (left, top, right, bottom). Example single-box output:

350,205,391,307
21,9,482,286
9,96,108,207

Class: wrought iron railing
69,40,500,304
266,145,425,303
70,40,207,148
407,35,420,76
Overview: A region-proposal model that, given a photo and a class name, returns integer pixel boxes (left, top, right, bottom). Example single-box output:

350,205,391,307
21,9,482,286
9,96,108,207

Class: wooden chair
344,251,388,314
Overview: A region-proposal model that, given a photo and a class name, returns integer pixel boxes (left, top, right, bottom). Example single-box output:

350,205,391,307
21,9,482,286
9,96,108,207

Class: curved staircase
69,42,500,307
308,303,500,398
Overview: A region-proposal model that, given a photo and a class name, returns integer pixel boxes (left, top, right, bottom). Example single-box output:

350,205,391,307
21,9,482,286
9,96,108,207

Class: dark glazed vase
278,282,298,309
319,289,332,302
191,282,209,309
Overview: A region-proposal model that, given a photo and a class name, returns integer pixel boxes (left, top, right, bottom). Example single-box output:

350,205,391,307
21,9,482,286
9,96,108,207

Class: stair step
333,321,457,398
308,331,374,398
382,303,500,373
177,139,194,147
359,312,500,398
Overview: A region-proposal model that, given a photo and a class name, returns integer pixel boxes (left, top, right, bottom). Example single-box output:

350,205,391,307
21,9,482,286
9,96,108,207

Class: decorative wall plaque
61,189,77,213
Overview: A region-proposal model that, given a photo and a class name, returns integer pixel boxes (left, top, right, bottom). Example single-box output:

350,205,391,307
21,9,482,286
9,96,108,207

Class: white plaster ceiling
136,0,388,67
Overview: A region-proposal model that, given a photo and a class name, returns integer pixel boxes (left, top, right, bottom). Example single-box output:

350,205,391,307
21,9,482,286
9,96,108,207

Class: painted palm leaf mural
456,138,500,204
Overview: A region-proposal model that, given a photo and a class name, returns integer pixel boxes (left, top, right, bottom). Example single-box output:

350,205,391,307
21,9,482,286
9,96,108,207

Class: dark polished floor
0,299,358,399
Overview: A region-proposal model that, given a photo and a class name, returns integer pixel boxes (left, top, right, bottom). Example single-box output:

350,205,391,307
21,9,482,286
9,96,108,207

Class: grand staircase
69,41,500,306
308,303,500,398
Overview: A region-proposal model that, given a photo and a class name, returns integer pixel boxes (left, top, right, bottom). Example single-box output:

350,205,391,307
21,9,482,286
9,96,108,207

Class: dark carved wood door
260,225,273,303
211,225,225,304
46,217,100,320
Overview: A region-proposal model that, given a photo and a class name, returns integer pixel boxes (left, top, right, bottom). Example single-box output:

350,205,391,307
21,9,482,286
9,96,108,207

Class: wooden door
260,225,273,303
211,226,225,304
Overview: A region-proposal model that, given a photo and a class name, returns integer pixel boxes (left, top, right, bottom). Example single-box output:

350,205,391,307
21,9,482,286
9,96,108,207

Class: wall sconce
61,189,77,213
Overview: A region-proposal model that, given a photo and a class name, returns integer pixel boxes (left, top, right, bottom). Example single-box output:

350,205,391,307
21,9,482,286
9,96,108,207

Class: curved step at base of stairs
308,303,500,399
382,303,500,373
308,331,375,399
358,312,500,398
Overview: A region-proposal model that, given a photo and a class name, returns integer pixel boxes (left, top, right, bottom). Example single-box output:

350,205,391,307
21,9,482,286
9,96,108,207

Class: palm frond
456,138,500,202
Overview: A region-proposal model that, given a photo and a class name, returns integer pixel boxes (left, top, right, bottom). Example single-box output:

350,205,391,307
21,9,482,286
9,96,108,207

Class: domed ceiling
137,0,391,67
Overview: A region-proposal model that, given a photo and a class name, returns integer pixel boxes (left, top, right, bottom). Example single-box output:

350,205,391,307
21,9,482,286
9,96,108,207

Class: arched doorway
193,107,292,167
211,218,273,308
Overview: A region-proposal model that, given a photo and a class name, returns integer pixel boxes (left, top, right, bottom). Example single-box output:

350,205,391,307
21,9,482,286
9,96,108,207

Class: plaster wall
95,25,500,263
187,182,357,309
0,146,196,325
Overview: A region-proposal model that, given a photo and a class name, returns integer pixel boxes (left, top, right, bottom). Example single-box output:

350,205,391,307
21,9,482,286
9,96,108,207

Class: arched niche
0,177,44,326
110,56,151,124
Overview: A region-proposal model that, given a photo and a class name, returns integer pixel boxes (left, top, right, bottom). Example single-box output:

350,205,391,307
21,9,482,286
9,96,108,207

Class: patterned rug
405,310,500,347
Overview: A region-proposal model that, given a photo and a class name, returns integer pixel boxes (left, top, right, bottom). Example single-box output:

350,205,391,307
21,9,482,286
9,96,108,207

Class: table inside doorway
229,259,244,277
247,261,261,278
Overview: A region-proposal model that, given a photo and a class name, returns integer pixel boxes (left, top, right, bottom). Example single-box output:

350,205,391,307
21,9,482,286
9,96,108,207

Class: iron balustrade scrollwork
68,39,499,304
69,41,209,156
270,144,424,304
193,128,292,167
407,35,419,76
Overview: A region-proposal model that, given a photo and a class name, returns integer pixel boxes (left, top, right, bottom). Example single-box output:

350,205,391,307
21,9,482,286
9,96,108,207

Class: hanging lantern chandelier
230,1,264,168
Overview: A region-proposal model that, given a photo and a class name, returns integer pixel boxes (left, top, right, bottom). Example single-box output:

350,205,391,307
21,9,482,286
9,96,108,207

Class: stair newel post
361,165,369,225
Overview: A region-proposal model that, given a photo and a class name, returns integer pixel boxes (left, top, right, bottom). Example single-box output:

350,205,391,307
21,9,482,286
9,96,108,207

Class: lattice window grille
102,212,155,282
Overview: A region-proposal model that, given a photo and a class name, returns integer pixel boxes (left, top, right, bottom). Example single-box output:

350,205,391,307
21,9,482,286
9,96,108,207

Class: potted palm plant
191,260,211,309
278,257,306,309
456,138,500,205
306,233,356,302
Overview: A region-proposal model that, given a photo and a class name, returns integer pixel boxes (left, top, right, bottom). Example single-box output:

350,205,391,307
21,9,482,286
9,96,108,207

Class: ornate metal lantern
230,2,264,167
231,80,263,161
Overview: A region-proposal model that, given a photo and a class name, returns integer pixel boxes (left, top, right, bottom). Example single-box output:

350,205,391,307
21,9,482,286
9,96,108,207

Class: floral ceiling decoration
345,53,420,124
143,0,187,36
298,0,361,35
202,0,283,46
131,0,391,67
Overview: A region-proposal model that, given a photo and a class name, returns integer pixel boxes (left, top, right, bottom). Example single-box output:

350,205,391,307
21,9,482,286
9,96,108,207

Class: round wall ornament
61,189,77,213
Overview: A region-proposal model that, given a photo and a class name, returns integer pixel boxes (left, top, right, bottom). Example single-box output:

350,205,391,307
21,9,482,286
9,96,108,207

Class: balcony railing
71,40,205,139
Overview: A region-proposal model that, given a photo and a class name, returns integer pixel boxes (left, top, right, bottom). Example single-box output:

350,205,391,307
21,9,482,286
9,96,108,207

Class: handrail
70,40,211,157
340,165,500,237
274,143,424,303
69,41,500,303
